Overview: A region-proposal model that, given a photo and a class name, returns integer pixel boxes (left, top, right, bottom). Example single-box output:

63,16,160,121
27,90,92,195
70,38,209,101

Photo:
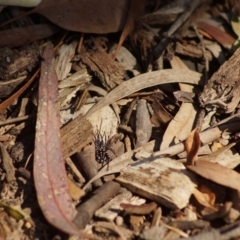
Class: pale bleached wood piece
116,157,196,209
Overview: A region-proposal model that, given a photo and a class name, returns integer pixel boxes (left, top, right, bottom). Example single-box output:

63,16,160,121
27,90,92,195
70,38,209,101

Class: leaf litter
1,1,240,240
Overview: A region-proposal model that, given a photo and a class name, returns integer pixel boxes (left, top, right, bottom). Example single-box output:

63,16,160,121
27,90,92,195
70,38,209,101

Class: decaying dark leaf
0,24,59,48
33,0,131,33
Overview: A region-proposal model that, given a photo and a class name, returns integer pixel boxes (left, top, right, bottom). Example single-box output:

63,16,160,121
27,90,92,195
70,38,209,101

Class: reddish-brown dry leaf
197,21,236,48
193,188,217,210
185,129,201,165
33,43,87,237
32,0,131,33
199,185,216,206
187,160,240,192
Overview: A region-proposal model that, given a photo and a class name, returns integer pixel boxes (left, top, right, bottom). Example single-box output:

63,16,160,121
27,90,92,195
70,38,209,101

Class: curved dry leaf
193,188,217,210
199,185,216,206
33,0,130,33
161,104,197,150
160,56,197,150
197,21,236,49
185,129,201,165
187,160,240,192
33,43,87,237
86,69,202,116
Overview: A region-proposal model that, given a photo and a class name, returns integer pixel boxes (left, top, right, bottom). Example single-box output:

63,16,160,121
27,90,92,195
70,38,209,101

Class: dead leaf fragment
187,160,240,192
86,69,202,116
197,21,236,49
193,188,217,211
185,129,201,165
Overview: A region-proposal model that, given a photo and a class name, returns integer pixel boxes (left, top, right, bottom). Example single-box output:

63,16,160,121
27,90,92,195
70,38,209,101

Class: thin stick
0,114,34,127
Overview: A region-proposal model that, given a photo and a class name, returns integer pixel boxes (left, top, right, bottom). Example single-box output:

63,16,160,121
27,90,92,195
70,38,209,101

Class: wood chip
116,157,196,209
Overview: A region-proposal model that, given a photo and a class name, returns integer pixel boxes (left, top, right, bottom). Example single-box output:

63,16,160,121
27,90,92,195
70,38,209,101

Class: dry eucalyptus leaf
198,142,240,169
187,160,240,192
33,42,87,237
33,0,130,33
193,188,217,211
86,69,202,116
161,56,197,150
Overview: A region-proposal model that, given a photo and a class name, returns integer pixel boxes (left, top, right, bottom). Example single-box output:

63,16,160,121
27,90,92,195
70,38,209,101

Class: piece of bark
0,76,27,98
73,181,121,229
60,114,93,159
175,42,213,61
95,188,146,221
0,143,15,182
54,41,78,81
135,99,152,148
72,145,103,188
0,24,59,48
0,43,39,80
75,37,124,91
171,220,210,230
116,157,196,209
199,47,240,113
150,95,173,126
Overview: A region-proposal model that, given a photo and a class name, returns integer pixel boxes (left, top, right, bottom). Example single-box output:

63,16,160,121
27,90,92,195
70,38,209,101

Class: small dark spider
94,130,115,167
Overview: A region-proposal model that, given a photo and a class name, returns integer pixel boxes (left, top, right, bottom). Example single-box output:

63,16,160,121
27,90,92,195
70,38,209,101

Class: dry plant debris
0,1,240,240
